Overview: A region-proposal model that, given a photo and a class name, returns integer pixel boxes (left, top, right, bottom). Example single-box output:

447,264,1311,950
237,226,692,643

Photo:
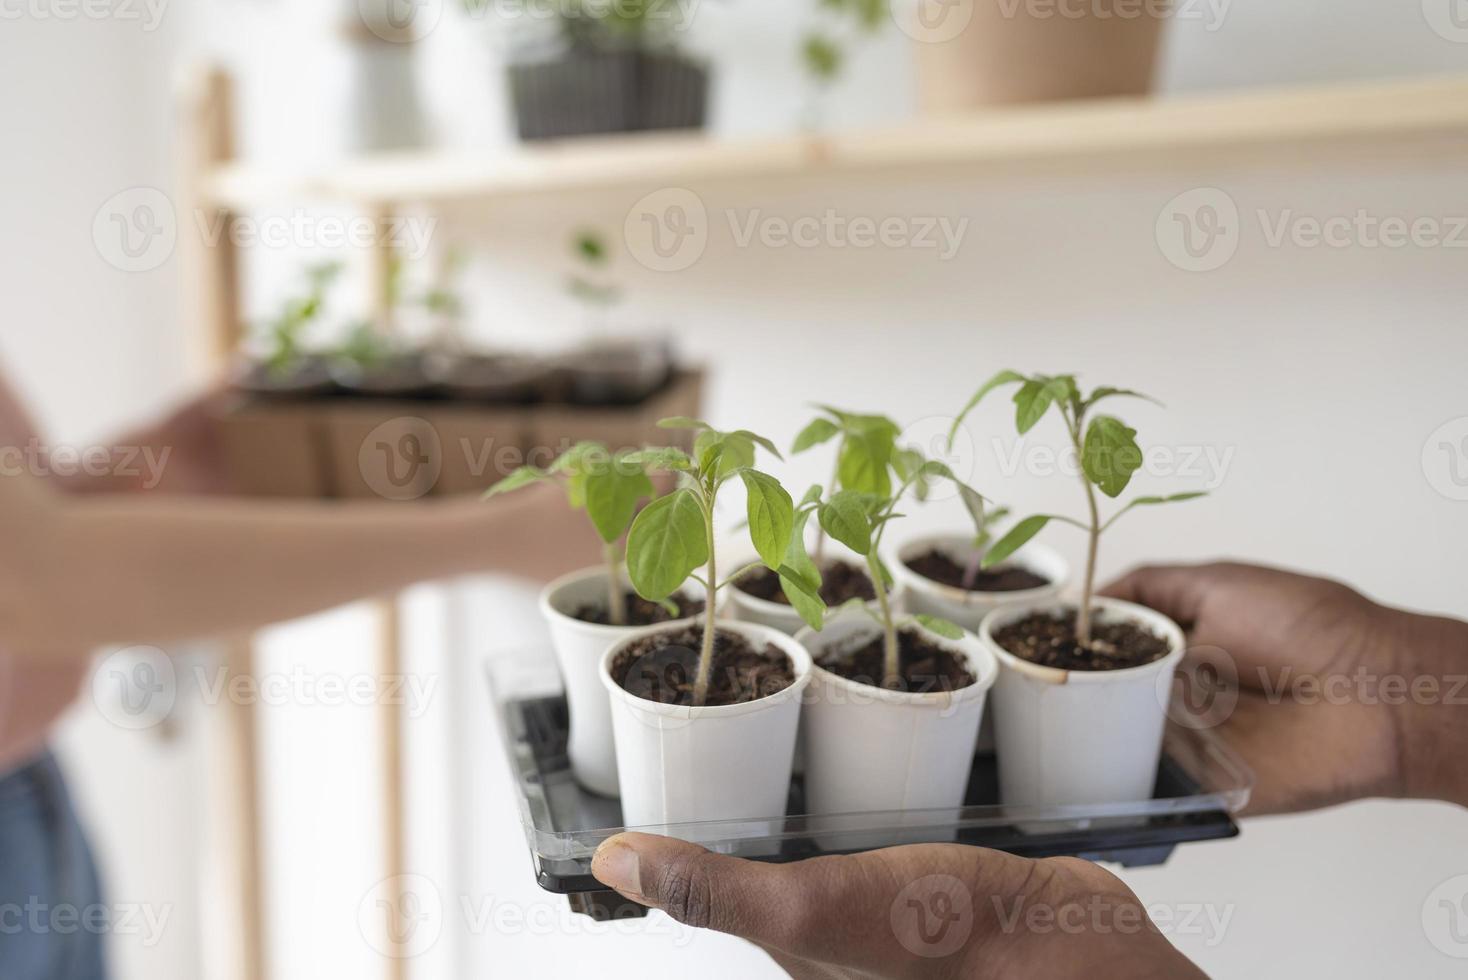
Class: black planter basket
509,49,709,141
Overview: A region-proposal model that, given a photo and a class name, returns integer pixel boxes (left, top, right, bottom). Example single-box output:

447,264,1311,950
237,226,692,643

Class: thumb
591,833,1004,973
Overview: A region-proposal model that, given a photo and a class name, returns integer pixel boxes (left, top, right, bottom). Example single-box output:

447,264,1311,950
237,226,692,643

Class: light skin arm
0,471,601,658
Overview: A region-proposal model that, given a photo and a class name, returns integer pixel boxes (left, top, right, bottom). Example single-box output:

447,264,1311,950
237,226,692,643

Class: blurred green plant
259,262,343,376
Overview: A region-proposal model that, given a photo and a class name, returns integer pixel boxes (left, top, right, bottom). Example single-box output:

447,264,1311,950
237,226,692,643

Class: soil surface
573,592,704,627
817,627,975,693
735,560,877,607
905,549,1050,593
992,610,1171,671
610,626,794,706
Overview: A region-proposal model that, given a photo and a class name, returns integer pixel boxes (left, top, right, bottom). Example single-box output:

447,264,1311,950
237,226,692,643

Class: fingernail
592,837,643,898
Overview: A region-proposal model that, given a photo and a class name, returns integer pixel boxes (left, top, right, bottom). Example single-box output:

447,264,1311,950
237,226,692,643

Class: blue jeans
0,750,108,980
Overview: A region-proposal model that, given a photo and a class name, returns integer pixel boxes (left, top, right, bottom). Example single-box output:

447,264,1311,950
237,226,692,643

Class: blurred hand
455,479,606,583
1103,561,1468,814
58,386,235,495
592,833,1204,980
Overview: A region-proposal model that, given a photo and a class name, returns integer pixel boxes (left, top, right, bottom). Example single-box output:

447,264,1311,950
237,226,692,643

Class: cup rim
598,618,813,719
540,565,700,637
796,609,998,707
891,531,1069,605
978,596,1185,685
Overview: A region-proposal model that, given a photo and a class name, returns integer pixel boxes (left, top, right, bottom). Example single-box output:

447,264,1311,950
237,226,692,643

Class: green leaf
626,488,708,601
1101,491,1208,533
482,466,546,498
732,429,784,462
697,430,756,477
797,483,824,510
1084,386,1163,412
657,416,711,431
802,33,842,81
947,369,1026,449
871,554,895,588
791,417,840,454
1013,379,1056,434
913,615,964,640
583,466,654,544
781,508,823,595
818,490,874,556
623,447,694,472
957,482,987,535
981,514,1052,568
778,550,827,632
1082,415,1144,498
837,423,895,497
740,469,795,570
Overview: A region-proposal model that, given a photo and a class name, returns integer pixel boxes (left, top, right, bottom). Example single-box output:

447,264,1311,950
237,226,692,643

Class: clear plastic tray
487,654,1253,913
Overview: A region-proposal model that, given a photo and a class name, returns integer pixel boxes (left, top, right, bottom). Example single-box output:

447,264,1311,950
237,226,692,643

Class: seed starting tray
488,656,1253,921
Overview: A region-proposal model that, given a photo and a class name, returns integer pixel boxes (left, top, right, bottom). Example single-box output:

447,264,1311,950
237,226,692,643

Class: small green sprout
816,448,985,689
624,420,825,706
485,442,656,626
948,372,1207,647
790,406,905,565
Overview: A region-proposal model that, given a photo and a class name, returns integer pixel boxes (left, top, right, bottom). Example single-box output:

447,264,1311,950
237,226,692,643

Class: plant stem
693,495,717,707
868,552,899,689
605,543,626,627
1068,413,1100,648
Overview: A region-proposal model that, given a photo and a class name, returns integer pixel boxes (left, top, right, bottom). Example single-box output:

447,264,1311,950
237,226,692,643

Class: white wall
3,1,1467,978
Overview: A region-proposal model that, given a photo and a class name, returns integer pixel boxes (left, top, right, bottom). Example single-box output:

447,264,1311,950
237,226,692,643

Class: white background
2,0,1467,977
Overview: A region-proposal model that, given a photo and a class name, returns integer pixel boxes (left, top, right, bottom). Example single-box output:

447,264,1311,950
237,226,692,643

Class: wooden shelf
202,73,1468,209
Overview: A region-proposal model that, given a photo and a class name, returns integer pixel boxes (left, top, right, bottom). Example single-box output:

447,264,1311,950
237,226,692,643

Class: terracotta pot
908,0,1168,110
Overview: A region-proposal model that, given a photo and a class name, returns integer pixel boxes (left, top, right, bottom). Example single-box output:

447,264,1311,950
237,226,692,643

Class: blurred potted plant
799,0,888,129
416,247,556,403
491,0,710,140
557,230,672,405
487,442,700,796
235,262,343,397
949,371,1205,807
906,0,1168,111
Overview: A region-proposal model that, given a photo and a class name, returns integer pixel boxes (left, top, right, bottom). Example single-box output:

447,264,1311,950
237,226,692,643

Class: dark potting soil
734,561,877,607
609,625,794,707
905,548,1050,593
992,610,1171,671
817,628,975,694
572,592,704,627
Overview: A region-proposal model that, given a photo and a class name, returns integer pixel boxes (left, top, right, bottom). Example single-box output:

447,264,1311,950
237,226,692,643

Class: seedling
817,449,985,689
791,406,903,565
485,442,655,626
961,504,1011,590
259,261,342,376
624,420,825,706
948,372,1206,647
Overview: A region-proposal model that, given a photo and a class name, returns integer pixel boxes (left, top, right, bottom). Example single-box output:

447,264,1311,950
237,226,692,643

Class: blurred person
0,371,601,980
591,562,1468,979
